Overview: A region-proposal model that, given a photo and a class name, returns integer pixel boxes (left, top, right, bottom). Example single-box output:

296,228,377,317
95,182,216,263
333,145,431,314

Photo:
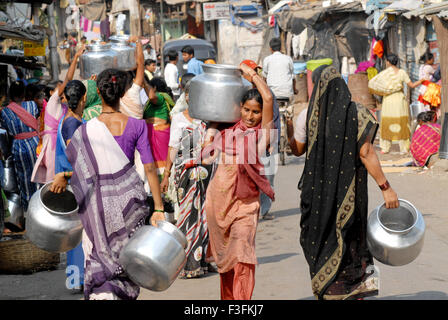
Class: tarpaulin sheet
276,8,370,70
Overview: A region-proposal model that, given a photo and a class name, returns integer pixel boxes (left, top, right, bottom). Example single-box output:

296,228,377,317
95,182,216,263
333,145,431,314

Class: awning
275,1,365,35
402,1,448,19
0,25,47,42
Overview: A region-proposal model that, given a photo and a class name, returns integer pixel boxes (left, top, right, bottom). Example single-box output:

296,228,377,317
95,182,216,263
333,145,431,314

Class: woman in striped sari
161,84,213,279
1,82,39,212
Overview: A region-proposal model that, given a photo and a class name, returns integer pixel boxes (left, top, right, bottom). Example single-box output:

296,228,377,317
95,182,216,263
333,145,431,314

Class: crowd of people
0,33,442,301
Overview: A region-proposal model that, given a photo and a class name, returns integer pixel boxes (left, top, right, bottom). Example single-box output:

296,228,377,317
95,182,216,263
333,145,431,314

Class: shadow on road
270,208,301,219
258,253,298,265
282,156,306,166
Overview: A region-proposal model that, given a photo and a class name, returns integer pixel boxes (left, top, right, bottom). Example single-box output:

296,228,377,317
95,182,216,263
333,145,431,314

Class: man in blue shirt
181,45,204,75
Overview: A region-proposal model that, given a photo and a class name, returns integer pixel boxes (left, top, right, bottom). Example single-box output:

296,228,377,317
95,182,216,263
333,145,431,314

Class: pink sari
410,123,441,167
147,123,170,171
31,90,67,184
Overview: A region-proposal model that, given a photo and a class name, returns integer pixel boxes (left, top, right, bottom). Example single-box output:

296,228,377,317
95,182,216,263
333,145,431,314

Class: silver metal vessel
1,157,18,193
25,182,83,253
367,199,425,266
5,193,24,229
119,221,187,291
79,42,118,79
188,64,252,123
109,35,136,71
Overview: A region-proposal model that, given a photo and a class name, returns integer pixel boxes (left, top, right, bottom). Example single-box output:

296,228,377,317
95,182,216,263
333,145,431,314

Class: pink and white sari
31,90,67,184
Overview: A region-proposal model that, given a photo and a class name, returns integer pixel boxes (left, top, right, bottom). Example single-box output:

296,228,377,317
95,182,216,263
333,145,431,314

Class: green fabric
160,92,174,110
82,80,102,121
143,93,170,120
306,58,333,71
83,105,102,121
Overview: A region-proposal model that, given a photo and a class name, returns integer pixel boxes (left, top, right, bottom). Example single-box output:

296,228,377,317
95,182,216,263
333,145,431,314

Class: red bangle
379,180,390,191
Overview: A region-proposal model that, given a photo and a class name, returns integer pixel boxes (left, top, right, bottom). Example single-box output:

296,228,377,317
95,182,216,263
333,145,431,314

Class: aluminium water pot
367,199,425,266
188,64,252,123
80,42,118,79
1,157,18,193
109,35,136,71
25,182,83,253
119,221,187,291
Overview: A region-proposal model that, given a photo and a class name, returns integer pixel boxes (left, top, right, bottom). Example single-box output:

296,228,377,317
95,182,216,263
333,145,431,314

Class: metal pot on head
119,221,187,291
109,35,136,71
79,42,118,79
367,199,425,266
25,182,83,253
188,64,252,123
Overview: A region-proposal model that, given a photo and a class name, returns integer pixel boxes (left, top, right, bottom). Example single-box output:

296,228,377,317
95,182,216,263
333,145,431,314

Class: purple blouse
114,117,154,164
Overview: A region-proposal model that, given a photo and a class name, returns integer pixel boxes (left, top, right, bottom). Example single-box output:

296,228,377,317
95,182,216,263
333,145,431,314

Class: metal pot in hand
109,35,136,71
367,199,425,266
80,42,118,79
5,193,24,229
119,221,187,291
25,182,83,253
1,157,18,193
188,64,252,123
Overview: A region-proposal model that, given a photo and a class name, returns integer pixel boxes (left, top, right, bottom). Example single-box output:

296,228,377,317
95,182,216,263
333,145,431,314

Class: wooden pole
433,16,448,159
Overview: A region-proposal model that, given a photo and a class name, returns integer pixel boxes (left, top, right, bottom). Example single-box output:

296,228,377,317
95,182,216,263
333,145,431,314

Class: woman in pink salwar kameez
203,63,274,300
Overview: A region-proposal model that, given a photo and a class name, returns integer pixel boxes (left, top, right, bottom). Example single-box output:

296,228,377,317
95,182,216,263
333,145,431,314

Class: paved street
1,151,447,300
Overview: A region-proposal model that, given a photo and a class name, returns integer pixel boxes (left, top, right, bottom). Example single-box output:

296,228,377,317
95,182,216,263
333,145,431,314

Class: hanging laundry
92,21,101,34
372,39,384,58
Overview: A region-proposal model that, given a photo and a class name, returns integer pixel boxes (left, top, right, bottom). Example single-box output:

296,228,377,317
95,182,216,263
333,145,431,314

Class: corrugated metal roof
438,9,448,17
403,1,448,19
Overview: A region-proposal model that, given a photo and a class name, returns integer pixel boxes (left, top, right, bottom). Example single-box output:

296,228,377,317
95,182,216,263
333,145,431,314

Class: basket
0,232,60,274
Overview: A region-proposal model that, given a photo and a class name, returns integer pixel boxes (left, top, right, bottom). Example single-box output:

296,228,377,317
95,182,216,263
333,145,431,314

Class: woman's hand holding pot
382,187,399,209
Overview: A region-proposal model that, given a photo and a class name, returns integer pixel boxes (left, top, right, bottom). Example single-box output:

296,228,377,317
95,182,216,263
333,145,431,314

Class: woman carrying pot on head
410,111,441,168
65,68,165,300
31,46,85,185
369,54,423,155
288,65,399,300
201,63,275,300
49,80,87,291
160,82,215,279
1,81,39,213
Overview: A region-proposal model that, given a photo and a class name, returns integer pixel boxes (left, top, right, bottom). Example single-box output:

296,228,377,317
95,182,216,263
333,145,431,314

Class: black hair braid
96,68,127,109
64,80,86,111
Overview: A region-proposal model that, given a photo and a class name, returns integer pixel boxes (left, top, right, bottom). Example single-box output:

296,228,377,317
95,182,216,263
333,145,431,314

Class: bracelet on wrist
153,209,164,213
379,180,390,191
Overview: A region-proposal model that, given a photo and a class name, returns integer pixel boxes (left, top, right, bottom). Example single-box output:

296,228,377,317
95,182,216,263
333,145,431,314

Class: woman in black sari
291,65,399,300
